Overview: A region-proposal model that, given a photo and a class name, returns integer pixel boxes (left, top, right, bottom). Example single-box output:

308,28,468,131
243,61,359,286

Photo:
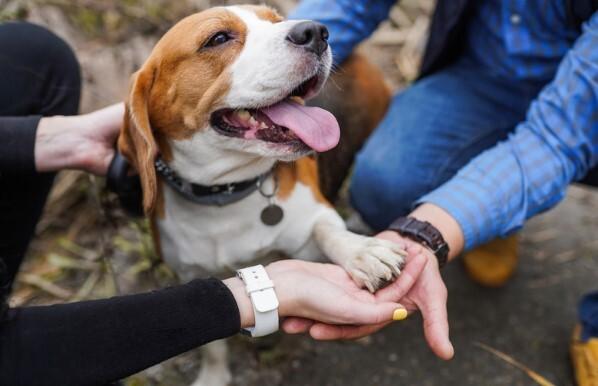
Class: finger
406,245,424,262
309,322,391,340
336,296,406,325
281,317,314,334
417,279,454,360
376,253,428,303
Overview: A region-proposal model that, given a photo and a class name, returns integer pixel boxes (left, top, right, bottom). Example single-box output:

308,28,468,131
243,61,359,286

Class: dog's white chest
157,178,334,276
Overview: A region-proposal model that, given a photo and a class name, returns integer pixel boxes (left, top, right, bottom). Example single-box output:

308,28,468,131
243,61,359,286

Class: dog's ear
118,65,158,215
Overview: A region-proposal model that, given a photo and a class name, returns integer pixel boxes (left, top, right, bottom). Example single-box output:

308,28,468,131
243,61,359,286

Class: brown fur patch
241,5,283,23
154,179,166,219
348,53,390,131
276,162,297,200
312,52,391,202
276,157,330,206
147,8,248,140
150,215,163,261
118,68,159,214
117,8,248,215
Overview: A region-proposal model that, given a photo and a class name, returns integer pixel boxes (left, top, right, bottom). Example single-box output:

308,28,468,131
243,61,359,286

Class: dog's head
118,5,339,214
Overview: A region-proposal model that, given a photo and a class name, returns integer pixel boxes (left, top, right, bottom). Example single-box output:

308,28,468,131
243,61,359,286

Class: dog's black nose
286,21,329,56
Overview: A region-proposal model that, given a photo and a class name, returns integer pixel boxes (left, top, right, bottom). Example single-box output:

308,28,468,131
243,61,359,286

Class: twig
473,342,556,386
71,269,102,301
48,253,100,271
19,273,73,300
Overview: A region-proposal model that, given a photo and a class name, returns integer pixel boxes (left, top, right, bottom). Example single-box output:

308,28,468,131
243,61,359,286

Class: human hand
35,103,124,175
284,203,463,359
223,259,421,337
279,238,453,359
374,204,463,359
376,231,453,359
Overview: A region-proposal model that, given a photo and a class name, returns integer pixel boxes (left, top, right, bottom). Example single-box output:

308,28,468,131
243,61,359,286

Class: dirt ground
2,0,597,385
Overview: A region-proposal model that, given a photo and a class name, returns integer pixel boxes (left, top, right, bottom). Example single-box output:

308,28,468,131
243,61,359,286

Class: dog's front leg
313,212,407,292
191,339,231,386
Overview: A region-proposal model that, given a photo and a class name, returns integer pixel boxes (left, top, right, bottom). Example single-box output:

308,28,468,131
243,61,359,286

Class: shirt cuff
0,115,42,175
415,175,502,251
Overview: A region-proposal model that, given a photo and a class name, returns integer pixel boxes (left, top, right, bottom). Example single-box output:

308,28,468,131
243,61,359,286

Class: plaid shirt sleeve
417,11,598,250
288,0,396,64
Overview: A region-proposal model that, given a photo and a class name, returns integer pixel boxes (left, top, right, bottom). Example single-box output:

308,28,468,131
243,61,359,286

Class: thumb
417,283,454,360
281,317,314,334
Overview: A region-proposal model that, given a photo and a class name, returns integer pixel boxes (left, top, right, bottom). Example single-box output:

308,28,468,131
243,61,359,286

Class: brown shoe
571,324,598,386
462,235,519,287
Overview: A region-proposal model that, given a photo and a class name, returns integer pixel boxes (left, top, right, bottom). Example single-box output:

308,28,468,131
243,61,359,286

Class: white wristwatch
236,264,279,337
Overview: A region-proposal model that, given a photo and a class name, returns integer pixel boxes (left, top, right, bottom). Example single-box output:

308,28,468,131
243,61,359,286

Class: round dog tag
260,204,284,226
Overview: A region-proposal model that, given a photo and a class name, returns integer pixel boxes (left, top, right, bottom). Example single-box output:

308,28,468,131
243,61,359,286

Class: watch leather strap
388,217,450,268
237,265,279,337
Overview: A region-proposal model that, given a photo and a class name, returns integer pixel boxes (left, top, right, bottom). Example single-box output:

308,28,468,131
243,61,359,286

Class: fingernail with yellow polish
392,308,408,321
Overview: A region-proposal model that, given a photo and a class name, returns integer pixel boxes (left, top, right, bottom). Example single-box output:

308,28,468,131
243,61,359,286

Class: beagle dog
118,5,402,385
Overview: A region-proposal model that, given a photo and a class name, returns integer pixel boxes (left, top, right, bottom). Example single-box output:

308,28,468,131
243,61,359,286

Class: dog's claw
345,238,406,292
365,280,376,293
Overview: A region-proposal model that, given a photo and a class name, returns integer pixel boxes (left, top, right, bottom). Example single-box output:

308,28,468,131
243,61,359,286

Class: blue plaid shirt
291,1,598,250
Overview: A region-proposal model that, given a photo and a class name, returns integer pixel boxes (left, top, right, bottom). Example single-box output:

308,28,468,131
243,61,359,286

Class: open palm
267,260,405,326
280,233,454,360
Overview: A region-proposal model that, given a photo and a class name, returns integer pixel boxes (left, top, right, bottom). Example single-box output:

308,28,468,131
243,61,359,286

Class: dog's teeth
259,122,268,129
289,96,305,105
236,109,250,121
248,116,258,127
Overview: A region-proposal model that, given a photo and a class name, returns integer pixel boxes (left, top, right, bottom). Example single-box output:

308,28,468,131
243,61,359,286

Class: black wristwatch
388,217,450,268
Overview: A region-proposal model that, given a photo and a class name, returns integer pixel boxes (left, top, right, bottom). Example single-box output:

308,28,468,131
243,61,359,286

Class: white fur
158,176,335,279
155,6,405,386
168,6,331,186
225,7,332,109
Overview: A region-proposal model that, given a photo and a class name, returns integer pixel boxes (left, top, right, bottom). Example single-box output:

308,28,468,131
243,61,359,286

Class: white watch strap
237,265,279,337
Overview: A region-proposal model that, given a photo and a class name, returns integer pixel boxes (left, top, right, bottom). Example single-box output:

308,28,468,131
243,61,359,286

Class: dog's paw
345,237,407,293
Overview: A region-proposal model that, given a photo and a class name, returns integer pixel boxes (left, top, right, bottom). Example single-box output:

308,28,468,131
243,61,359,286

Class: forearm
0,113,99,174
414,12,598,251
289,0,396,64
408,203,464,260
35,115,88,172
0,278,240,386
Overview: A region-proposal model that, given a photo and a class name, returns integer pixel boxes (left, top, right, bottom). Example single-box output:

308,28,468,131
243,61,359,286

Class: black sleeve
0,116,42,175
0,277,241,386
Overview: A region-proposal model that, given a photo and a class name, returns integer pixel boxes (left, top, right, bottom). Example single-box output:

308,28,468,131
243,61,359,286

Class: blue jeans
580,292,598,341
349,58,543,230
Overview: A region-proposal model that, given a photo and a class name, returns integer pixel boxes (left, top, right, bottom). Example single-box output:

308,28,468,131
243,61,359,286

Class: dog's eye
204,32,232,48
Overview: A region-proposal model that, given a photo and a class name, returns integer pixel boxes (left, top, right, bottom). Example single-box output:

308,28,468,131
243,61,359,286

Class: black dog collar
154,158,271,207
107,152,272,215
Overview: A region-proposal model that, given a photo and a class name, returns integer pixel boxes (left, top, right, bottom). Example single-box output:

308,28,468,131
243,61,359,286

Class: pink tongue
261,101,340,152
